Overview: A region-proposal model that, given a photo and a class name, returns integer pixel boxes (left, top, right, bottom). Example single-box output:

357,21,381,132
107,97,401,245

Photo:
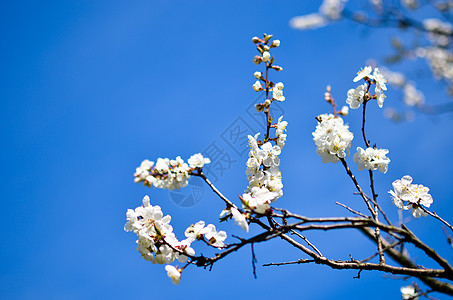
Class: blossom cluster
238,34,286,217
389,175,433,218
289,0,347,30
347,66,387,109
313,113,353,163
401,284,419,300
352,146,390,173
124,195,227,284
124,195,195,265
134,153,210,190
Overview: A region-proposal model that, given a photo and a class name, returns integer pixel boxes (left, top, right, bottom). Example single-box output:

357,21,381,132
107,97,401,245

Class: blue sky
1,1,453,299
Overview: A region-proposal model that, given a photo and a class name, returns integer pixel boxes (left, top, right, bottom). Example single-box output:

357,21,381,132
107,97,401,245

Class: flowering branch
124,33,453,299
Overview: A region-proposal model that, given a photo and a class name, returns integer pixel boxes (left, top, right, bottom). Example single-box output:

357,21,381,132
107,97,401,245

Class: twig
336,201,368,218
251,243,257,279
263,259,315,267
420,206,453,233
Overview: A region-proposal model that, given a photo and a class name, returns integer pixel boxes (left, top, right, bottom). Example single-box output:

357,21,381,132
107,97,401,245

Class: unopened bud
271,39,280,47
339,106,349,116
255,103,265,112
263,45,270,51
264,99,271,106
272,65,283,71
252,80,262,92
254,71,262,79
262,51,271,62
252,36,261,44
263,33,273,42
252,55,262,65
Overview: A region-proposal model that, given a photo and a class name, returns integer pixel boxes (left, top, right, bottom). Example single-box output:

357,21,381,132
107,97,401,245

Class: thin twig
336,201,368,218
420,206,453,233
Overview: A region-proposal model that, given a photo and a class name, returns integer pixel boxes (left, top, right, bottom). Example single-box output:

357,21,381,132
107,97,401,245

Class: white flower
353,66,373,82
260,142,281,168
165,265,181,285
373,68,387,91
353,147,390,173
241,192,270,214
402,0,418,9
125,196,186,265
346,83,367,109
262,51,271,62
313,114,353,163
242,186,279,214
400,285,418,300
188,153,211,168
375,87,386,108
275,116,288,136
184,221,205,243
289,13,328,30
389,175,433,218
254,71,262,79
201,224,227,248
231,207,249,232
174,239,195,263
319,0,348,20
272,82,285,101
272,40,280,47
135,156,191,190
252,80,262,92
403,82,424,107
339,105,349,115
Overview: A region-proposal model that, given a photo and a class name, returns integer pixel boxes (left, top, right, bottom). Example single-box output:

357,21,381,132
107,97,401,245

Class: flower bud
339,106,349,116
262,51,271,62
252,80,262,92
263,33,273,42
272,65,283,71
252,36,261,44
252,55,262,65
271,39,281,47
254,71,262,79
264,99,271,106
263,45,270,51
255,103,265,112
275,82,284,90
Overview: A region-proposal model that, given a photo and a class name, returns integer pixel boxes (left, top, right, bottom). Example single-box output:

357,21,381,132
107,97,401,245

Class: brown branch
336,201,368,218
420,206,453,233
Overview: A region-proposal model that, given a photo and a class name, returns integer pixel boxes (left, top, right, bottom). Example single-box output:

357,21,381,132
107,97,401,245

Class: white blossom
253,80,262,92
289,13,328,30
201,224,227,248
319,0,348,20
272,82,285,101
353,147,390,173
165,265,181,285
339,105,349,115
222,207,249,232
389,175,433,218
353,66,373,82
313,114,353,163
184,221,206,243
346,83,367,109
262,51,271,62
403,82,424,107
254,71,262,79
188,153,211,168
373,68,387,91
125,195,190,265
400,285,418,300
402,0,418,10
